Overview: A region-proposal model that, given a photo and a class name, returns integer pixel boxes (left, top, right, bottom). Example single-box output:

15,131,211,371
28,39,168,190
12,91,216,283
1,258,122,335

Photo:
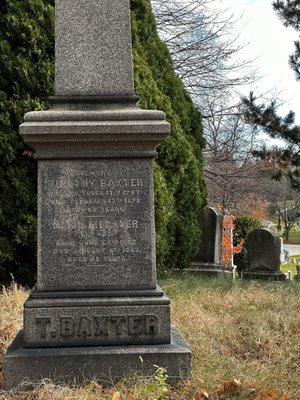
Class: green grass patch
278,226,300,244
281,255,300,277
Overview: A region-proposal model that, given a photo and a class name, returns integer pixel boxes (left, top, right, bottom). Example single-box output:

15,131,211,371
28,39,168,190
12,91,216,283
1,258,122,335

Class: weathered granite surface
4,327,191,389
20,100,170,160
5,96,190,387
55,0,134,96
242,229,286,281
23,295,171,347
37,159,156,291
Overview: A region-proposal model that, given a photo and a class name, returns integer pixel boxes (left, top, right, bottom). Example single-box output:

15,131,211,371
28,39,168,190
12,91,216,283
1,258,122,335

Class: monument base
241,271,286,281
4,327,191,390
23,289,171,348
182,263,234,278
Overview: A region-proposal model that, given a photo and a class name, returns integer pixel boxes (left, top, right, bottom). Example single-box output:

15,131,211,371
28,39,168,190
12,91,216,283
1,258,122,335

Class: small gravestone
280,238,288,264
187,207,233,277
295,264,300,282
242,229,286,281
4,0,190,388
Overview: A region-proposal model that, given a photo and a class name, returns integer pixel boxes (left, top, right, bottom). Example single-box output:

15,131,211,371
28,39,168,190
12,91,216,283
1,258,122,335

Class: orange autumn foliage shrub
222,215,244,267
243,198,269,221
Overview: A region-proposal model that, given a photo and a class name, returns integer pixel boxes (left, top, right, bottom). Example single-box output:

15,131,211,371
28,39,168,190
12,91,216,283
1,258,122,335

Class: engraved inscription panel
38,159,156,290
23,304,171,347
35,315,159,340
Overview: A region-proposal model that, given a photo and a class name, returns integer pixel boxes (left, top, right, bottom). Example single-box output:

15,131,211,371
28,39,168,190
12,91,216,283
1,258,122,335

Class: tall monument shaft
4,0,191,388
55,0,134,96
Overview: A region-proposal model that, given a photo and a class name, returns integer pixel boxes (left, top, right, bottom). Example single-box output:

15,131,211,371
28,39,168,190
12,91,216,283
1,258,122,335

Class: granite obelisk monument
4,0,191,388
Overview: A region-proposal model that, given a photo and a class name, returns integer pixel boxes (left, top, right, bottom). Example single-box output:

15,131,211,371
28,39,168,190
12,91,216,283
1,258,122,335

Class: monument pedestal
5,327,190,389
22,288,171,348
4,98,191,388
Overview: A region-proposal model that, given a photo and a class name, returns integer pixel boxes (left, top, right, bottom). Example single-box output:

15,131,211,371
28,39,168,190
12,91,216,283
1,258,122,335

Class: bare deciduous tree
264,178,300,241
152,0,266,215
203,103,265,213
151,0,256,105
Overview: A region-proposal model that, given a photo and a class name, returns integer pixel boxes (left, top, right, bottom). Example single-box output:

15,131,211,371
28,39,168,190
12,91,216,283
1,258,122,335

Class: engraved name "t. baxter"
36,315,159,339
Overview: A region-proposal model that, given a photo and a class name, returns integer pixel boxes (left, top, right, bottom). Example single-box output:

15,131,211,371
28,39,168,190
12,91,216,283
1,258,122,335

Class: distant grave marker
242,229,286,281
187,207,234,277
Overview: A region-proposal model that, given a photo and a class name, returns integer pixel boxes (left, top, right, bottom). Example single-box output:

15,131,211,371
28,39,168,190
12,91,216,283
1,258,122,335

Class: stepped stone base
4,327,191,389
242,271,286,281
182,263,234,278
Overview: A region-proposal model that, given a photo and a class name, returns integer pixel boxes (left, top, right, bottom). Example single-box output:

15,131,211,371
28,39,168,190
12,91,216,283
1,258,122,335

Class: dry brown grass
0,278,299,400
0,283,28,391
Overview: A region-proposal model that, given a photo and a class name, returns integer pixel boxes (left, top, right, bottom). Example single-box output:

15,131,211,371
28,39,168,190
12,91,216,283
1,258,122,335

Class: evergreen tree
131,0,207,271
0,0,54,285
242,92,300,188
242,1,300,188
0,0,206,285
273,0,300,80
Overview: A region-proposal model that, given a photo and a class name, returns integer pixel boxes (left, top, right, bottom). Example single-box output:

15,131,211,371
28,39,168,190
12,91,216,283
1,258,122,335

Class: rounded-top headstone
247,229,281,272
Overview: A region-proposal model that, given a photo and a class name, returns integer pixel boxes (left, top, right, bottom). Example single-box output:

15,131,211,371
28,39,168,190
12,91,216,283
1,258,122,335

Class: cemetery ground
281,255,300,277
285,230,300,245
0,278,299,400
280,226,300,246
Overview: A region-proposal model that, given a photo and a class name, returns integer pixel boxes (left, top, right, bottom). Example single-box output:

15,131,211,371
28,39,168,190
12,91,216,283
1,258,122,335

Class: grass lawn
0,278,299,399
281,255,300,278
285,230,300,245
278,227,300,245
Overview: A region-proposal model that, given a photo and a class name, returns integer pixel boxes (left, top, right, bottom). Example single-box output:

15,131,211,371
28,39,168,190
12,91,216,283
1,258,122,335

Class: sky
217,0,300,124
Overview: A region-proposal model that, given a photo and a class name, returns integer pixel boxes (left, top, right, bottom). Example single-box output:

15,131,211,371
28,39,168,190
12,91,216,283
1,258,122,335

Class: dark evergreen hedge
0,0,206,286
0,0,54,286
